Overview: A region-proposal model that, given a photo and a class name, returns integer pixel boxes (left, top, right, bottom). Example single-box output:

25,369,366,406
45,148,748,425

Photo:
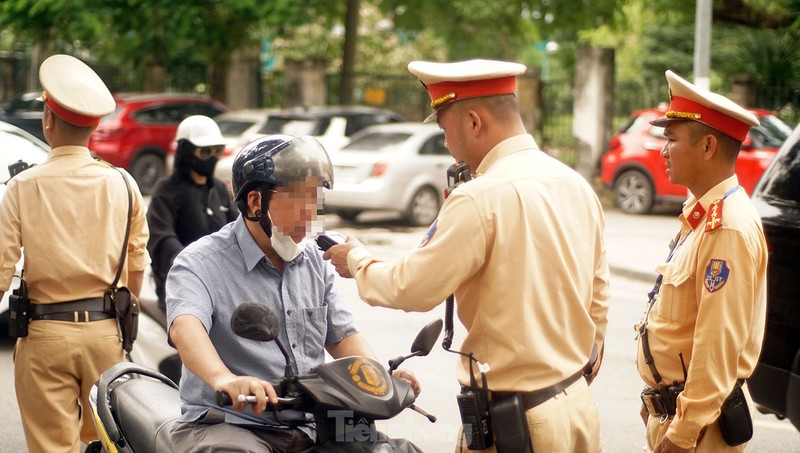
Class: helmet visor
271,136,334,190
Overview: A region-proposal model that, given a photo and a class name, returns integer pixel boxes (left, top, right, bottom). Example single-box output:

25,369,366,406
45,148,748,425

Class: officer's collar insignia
687,202,706,229
704,259,730,293
705,199,724,232
419,220,438,247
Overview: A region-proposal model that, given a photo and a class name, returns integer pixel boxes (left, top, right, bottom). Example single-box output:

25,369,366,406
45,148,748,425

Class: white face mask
269,214,305,262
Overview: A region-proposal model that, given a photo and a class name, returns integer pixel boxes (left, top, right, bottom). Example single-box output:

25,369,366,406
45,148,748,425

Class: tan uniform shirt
347,134,610,391
636,175,767,448
0,146,150,302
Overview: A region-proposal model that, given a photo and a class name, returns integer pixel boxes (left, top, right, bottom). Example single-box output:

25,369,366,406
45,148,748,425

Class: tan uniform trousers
14,318,124,453
456,378,600,453
644,385,756,452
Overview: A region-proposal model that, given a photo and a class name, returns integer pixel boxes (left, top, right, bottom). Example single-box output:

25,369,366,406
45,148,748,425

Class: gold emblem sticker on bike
349,358,388,396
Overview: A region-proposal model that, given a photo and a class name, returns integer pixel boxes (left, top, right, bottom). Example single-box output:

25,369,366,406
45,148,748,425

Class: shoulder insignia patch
705,199,724,232
419,220,438,247
704,259,730,293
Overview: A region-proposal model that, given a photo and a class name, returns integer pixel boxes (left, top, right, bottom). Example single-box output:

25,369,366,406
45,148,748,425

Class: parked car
0,120,50,334
600,107,792,214
747,122,800,431
324,122,452,226
255,106,405,152
88,93,230,195
214,108,280,156
0,91,45,142
215,106,404,194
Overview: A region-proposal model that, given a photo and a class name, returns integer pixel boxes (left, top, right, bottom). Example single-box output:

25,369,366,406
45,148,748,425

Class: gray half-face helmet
231,134,334,217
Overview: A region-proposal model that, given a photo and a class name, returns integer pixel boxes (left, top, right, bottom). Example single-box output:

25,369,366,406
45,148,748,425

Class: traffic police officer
635,70,767,453
325,59,610,452
0,54,150,452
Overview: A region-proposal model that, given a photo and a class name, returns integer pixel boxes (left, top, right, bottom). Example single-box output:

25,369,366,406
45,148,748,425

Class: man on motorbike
166,135,419,452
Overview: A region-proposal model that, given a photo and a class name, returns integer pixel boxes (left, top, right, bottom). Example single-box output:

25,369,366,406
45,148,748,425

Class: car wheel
614,169,655,215
405,186,440,226
335,209,361,222
130,153,165,196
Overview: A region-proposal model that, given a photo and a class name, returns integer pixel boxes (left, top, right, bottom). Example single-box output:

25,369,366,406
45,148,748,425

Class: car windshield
750,115,792,148
757,129,800,205
0,130,49,181
217,120,255,137
341,132,411,152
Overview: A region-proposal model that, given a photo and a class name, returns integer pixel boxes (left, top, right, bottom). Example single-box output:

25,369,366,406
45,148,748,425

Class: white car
0,121,50,332
214,106,405,196
214,108,280,155
324,122,453,226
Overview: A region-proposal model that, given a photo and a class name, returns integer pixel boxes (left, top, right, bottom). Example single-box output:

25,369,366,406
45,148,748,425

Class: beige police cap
39,54,116,127
408,59,527,123
650,70,759,142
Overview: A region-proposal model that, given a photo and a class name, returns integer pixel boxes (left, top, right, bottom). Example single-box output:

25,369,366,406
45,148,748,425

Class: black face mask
191,156,218,177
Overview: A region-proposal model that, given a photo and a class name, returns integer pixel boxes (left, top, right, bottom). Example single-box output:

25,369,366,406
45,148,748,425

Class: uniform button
292,343,297,349
287,310,292,316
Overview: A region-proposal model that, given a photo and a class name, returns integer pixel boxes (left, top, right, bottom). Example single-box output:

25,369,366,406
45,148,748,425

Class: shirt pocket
653,262,693,323
302,306,328,362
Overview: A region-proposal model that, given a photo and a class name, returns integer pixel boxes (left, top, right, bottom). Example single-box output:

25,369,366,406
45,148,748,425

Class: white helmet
175,115,226,147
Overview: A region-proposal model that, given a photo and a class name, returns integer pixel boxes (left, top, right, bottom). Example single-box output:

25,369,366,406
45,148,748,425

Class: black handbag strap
109,166,133,290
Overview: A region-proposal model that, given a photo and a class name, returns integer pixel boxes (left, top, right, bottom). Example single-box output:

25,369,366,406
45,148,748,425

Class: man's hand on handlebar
215,375,278,416
392,369,421,397
322,236,364,279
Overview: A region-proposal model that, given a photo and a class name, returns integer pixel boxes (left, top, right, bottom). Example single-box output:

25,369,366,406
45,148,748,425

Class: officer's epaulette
705,199,724,232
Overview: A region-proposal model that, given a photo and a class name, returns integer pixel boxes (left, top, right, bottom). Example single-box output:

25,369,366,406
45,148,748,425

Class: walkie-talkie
444,161,471,199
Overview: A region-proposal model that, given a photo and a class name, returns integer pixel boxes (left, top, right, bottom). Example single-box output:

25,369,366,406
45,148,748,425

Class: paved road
0,208,798,452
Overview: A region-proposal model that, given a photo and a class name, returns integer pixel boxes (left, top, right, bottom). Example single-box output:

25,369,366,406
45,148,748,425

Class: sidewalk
603,206,682,284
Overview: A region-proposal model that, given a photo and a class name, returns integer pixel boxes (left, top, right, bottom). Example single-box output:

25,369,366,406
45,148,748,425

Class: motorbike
86,301,442,452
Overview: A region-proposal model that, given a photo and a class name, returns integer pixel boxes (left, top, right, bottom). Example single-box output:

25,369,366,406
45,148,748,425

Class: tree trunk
209,58,230,104
339,0,360,105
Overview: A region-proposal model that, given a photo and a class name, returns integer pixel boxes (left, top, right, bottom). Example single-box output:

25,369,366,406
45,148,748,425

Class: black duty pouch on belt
8,277,30,338
718,383,753,446
105,287,139,353
490,394,534,453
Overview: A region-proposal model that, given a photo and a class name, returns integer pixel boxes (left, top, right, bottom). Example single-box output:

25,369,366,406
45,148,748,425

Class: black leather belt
490,369,586,411
31,298,113,323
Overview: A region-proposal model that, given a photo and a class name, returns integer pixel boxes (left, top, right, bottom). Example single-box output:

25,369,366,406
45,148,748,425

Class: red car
89,93,230,195
600,107,791,214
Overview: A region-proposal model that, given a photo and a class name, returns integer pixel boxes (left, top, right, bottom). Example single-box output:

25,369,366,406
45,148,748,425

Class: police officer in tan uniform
0,55,150,453
635,71,767,453
325,59,610,452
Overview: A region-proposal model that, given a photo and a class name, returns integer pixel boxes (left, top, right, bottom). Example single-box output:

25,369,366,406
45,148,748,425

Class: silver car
0,121,50,332
324,122,453,226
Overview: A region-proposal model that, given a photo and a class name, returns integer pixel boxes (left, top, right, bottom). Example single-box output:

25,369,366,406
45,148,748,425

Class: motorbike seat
111,376,182,451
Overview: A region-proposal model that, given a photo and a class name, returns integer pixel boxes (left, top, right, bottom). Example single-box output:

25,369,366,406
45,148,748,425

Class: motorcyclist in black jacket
146,115,237,312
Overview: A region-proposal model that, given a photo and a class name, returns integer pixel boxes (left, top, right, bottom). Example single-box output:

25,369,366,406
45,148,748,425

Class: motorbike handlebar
215,389,300,410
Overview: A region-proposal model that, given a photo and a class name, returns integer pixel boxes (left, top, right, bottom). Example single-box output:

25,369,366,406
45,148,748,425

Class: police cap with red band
650,70,759,142
39,54,116,127
408,59,527,123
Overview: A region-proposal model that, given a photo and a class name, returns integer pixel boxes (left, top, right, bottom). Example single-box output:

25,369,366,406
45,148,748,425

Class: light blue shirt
166,215,358,431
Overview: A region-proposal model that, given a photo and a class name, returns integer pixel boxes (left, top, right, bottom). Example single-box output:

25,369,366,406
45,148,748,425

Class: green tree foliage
378,0,620,61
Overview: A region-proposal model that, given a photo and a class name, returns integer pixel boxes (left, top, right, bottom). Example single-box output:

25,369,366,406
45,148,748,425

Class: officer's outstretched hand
323,236,364,278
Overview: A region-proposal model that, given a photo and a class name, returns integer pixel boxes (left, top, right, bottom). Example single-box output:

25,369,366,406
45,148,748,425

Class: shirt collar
234,216,309,271
680,175,740,230
234,216,267,271
475,134,539,175
47,145,94,160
